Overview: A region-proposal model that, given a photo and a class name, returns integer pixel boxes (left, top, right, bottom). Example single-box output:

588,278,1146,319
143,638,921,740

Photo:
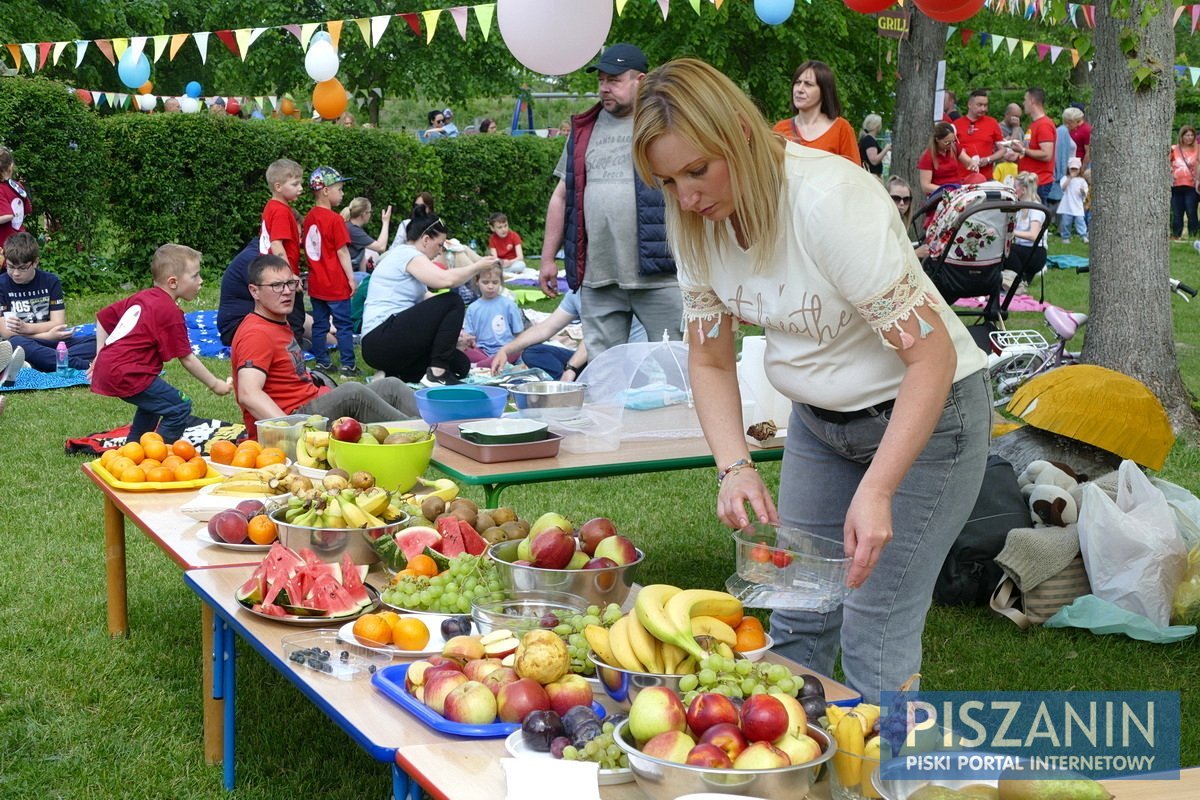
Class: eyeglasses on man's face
4,261,35,272
890,194,912,204
255,279,301,294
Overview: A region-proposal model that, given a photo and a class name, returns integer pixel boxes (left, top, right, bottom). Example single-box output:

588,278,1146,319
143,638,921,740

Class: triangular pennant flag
37,42,51,71
299,22,320,50
193,32,210,64
421,9,441,43
960,29,973,46
95,91,106,108
616,0,629,13
267,95,279,110
114,92,128,108
1050,45,1063,63
991,34,1004,53
151,34,169,62
714,0,724,8
1005,37,1018,55
214,30,239,57
234,29,254,61
354,17,373,46
5,44,22,71
282,24,302,43
1070,49,1080,67
327,20,344,49
20,43,36,72
77,89,92,105
129,36,147,61
657,0,670,20
1191,67,1200,87
111,37,129,60
1194,5,1200,34
688,0,701,13
1020,40,1035,58
371,87,383,98
94,39,116,65
1083,6,1095,27
371,14,392,46
450,7,469,40
169,33,188,60
52,40,69,65
1036,44,1050,61
945,26,956,41
401,13,422,37
1173,5,1185,26
473,5,495,40
74,40,89,68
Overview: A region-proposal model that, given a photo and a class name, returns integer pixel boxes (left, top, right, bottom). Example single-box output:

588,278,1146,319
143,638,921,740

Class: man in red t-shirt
1015,87,1056,203
952,90,1007,181
302,166,356,377
486,211,527,275
232,255,417,436
259,158,307,345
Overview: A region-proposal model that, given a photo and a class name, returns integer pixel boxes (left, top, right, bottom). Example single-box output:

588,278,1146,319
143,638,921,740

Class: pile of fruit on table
98,433,217,483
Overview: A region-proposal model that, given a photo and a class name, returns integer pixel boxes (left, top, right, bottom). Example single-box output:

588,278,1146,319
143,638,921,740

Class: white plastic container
256,414,327,461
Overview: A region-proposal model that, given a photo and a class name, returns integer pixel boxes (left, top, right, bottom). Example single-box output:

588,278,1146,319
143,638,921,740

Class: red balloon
844,0,896,12
916,0,985,23
225,98,241,115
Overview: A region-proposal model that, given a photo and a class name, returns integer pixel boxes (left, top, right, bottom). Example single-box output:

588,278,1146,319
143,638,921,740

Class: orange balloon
280,97,296,116
312,78,347,120
139,81,153,95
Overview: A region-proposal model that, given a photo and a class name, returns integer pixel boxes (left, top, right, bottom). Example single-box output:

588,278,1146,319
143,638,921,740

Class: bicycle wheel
989,351,1048,408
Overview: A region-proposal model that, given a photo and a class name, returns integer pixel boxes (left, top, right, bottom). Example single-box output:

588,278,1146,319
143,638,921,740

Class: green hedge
0,76,565,291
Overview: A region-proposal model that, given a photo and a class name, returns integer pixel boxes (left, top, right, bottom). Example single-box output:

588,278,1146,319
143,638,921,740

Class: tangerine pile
733,615,768,653
99,433,212,483
352,612,430,651
207,438,287,469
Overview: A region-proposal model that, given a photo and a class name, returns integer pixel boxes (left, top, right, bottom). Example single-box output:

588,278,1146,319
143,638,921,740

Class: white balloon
498,0,613,76
180,97,201,114
137,94,157,112
305,40,340,83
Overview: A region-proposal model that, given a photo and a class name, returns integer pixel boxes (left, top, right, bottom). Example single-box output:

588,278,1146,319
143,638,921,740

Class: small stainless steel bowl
587,652,691,710
508,381,586,420
486,539,642,607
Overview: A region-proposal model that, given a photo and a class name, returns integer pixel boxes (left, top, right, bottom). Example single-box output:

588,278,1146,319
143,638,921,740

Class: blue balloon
117,50,151,90
185,81,202,98
754,0,796,26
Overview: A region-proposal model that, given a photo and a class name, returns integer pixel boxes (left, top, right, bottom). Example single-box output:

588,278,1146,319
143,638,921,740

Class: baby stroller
919,182,1049,341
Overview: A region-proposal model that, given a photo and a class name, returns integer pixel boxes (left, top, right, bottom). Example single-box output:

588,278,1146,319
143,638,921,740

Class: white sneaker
1193,241,1200,256
0,345,24,386
0,340,11,371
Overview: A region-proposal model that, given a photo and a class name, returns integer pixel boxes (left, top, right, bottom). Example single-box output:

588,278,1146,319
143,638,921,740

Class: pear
367,424,389,443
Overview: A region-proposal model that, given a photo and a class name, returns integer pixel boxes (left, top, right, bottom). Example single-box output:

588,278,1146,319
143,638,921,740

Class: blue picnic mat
1045,254,1090,270
0,367,90,392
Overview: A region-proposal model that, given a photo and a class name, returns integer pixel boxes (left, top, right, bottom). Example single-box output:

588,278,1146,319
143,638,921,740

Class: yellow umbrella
1006,364,1174,471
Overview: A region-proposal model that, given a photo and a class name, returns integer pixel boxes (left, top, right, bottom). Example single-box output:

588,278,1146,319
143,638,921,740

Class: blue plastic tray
372,663,606,738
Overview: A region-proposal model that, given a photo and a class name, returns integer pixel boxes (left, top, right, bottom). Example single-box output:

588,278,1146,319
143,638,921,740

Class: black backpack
934,455,1029,606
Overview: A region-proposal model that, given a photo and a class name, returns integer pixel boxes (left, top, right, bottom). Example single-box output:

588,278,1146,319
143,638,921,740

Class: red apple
544,674,594,717
685,742,734,768
740,694,789,743
530,529,577,569
700,722,748,761
583,557,617,570
424,655,464,671
641,730,696,764
496,677,552,723
482,666,520,696
208,510,248,544
330,416,363,443
442,680,499,724
593,534,638,566
405,660,436,692
732,740,790,770
423,670,469,716
628,685,687,744
577,517,618,555
462,658,504,683
773,732,822,766
686,692,741,738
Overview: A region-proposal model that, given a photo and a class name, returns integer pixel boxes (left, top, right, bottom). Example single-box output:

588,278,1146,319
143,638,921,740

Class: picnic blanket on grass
0,368,90,392
954,293,1048,312
1046,254,1089,270
65,415,245,455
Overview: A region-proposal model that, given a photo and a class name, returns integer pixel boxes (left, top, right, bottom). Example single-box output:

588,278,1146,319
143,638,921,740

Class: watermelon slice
437,517,467,558
341,553,372,608
306,574,360,616
457,522,489,556
252,603,289,617
395,526,442,562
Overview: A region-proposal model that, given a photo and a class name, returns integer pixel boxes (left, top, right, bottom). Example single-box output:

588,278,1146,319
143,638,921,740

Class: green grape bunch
677,653,803,706
553,603,623,677
559,722,630,770
380,554,503,614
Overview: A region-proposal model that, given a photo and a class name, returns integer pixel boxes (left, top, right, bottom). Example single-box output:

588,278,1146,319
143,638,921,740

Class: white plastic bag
1078,461,1188,626
1151,477,1200,549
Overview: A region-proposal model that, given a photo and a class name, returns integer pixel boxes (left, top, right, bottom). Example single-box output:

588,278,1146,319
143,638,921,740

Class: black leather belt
806,399,896,424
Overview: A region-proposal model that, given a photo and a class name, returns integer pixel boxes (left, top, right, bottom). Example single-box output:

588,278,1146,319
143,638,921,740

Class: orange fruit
173,460,206,482
236,439,263,454
161,454,185,470
140,458,162,470
353,613,392,646
138,431,164,447
407,554,439,578
146,466,175,483
231,450,258,469
255,448,287,468
209,440,237,465
734,617,767,653
119,466,147,483
108,456,136,476
188,454,206,467
377,610,402,628
99,450,119,468
118,442,145,464
171,439,198,461
391,617,430,651
247,515,278,545
142,439,168,462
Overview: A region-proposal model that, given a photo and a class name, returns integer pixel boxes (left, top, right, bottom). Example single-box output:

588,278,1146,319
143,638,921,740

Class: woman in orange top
771,60,859,164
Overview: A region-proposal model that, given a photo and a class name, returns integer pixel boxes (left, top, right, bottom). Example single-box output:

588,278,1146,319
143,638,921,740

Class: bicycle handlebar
1077,265,1196,300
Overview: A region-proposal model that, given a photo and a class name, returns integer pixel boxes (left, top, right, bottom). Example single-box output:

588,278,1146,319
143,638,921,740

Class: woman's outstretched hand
717,467,778,530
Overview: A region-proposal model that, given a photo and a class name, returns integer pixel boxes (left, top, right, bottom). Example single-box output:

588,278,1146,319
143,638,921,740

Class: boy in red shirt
487,212,526,276
302,167,357,378
259,158,307,346
90,244,231,442
0,146,32,270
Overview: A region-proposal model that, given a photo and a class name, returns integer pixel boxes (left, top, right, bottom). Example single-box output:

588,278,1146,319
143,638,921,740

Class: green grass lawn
2,248,1199,798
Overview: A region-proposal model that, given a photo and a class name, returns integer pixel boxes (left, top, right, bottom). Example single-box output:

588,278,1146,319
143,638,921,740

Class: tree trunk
1087,1,1197,432
892,11,945,195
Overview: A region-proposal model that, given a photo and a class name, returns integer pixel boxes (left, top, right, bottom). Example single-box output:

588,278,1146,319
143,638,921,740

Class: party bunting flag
450,6,470,40
233,28,266,60
129,36,147,61
474,5,495,40
688,0,701,13
1036,43,1049,60
400,13,422,37
371,15,392,47
1050,45,1062,63
52,40,68,65
74,40,88,68
328,20,343,49
151,34,168,62
991,34,1004,52
1194,6,1200,34
20,43,35,72
353,17,371,46
421,9,441,43
299,22,320,50
111,37,128,60
37,42,51,71
658,0,670,21
169,33,188,60
193,32,210,63
214,30,239,57
94,39,115,65
282,24,301,43
616,0,629,13
1005,37,1018,54
1021,40,1035,57
1191,67,1200,86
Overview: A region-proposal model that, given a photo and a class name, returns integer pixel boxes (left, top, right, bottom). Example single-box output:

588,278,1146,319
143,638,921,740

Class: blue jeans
123,377,192,443
310,297,355,369
1058,214,1088,242
519,343,572,379
7,333,96,372
769,370,991,703
1171,186,1198,238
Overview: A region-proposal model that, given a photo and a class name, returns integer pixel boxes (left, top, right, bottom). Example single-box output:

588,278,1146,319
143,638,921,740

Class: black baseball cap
586,43,648,75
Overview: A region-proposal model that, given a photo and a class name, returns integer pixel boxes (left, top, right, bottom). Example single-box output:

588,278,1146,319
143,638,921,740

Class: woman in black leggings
360,213,498,385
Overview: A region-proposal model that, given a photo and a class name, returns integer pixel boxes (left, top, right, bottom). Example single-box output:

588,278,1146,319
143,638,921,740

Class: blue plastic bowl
414,385,508,424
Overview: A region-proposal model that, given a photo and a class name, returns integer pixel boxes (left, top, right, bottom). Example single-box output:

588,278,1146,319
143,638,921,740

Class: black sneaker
421,367,461,387
338,365,362,380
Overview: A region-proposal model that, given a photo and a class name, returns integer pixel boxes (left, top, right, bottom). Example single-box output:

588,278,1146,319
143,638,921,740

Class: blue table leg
221,619,236,791
211,611,224,700
391,763,410,800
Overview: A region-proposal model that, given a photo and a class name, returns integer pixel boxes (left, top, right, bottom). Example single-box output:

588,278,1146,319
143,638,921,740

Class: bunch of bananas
826,701,882,796
282,486,407,529
211,463,308,496
396,477,460,506
294,426,331,470
583,586,744,675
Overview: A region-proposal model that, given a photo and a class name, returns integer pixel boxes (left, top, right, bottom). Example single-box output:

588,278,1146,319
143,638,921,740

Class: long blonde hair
341,196,371,222
1014,171,1039,203
631,58,786,280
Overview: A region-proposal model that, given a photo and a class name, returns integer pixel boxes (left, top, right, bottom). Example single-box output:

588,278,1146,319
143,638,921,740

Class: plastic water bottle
56,341,69,375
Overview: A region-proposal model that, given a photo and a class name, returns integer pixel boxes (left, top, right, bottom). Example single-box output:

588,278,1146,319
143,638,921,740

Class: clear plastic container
726,523,852,612
548,408,622,453
280,631,390,681
256,414,327,461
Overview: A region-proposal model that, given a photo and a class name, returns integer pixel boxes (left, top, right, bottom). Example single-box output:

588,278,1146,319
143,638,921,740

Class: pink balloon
916,0,985,23
497,0,613,76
